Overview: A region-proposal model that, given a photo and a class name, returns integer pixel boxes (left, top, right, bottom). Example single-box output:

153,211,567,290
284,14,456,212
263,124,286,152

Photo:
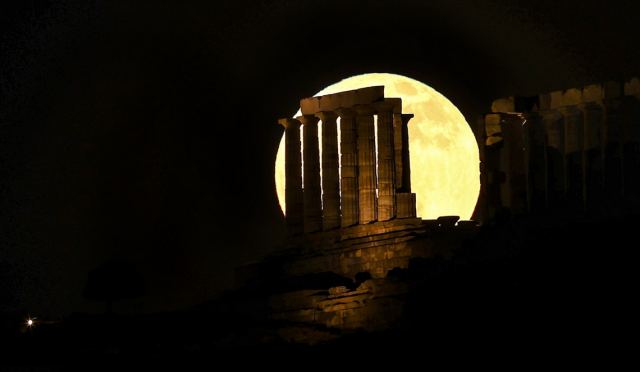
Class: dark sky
1,0,638,317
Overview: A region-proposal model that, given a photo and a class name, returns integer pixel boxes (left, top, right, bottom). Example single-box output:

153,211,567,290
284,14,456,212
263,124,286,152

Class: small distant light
26,318,35,327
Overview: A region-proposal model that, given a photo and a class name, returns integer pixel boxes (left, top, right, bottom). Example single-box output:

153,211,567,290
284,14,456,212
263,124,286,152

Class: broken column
277,118,304,235
375,101,397,221
298,114,322,233
317,111,340,230
336,108,359,227
354,104,378,224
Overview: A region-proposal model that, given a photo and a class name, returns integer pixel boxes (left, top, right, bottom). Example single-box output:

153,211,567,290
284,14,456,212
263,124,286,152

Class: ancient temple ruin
478,77,640,220
232,87,478,338
256,86,477,282
230,78,640,343
277,86,417,236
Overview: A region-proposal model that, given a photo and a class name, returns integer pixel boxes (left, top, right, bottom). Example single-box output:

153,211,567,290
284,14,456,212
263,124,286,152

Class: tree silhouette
83,260,145,314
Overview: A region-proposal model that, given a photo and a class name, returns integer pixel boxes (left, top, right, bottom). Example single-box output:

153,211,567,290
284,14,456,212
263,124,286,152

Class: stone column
540,108,565,209
336,108,359,227
522,113,548,213
394,113,416,219
579,97,605,213
375,102,396,221
354,104,377,224
558,105,585,211
498,113,528,214
277,118,304,235
298,114,322,233
393,113,413,192
316,111,340,230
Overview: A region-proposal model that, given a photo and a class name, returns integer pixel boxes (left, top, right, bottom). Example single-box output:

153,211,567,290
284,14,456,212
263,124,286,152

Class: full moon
275,73,480,220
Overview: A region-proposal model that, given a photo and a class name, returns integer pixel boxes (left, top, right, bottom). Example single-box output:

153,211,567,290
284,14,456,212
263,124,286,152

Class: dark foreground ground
1,212,636,369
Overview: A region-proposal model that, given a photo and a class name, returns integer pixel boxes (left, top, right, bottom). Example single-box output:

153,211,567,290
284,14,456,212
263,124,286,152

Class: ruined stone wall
480,77,640,221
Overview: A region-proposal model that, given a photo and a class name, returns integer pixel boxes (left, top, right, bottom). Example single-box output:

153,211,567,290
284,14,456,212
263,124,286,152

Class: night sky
1,0,638,317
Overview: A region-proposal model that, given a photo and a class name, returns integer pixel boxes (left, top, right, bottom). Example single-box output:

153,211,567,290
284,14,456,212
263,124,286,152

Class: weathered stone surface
550,88,583,109
624,77,640,97
492,96,540,113
394,113,413,193
298,115,322,233
484,113,503,146
375,101,396,221
278,118,304,235
269,289,326,312
558,106,585,211
336,108,359,228
583,82,621,102
354,104,378,224
522,113,548,212
300,86,384,115
437,215,459,227
383,97,403,113
492,97,515,113
317,111,341,231
487,113,528,214
540,110,566,208
396,192,416,218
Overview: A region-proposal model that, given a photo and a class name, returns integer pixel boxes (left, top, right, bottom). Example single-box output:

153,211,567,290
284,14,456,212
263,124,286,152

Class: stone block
396,192,416,218
539,93,552,111
550,88,583,109
583,82,622,102
300,86,384,115
492,96,539,113
437,215,459,227
491,97,515,113
624,77,640,97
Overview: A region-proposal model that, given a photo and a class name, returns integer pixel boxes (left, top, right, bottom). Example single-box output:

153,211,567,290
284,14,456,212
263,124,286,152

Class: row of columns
279,104,414,235
482,81,640,219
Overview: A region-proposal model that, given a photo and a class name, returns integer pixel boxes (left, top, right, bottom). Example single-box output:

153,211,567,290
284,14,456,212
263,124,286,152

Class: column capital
296,114,320,126
315,111,338,122
394,113,414,125
278,117,301,129
401,113,414,122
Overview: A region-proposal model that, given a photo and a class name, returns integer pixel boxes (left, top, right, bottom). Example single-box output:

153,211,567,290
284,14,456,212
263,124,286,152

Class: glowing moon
275,73,480,220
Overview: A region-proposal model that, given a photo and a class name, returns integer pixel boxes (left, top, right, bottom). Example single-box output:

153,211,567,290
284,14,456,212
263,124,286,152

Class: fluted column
375,102,396,221
317,111,340,230
394,113,416,219
298,114,322,233
336,108,359,227
393,113,413,192
354,104,377,224
277,118,304,235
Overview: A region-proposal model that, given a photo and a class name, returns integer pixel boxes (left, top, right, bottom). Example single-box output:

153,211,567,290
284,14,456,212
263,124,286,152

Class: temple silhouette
228,77,640,343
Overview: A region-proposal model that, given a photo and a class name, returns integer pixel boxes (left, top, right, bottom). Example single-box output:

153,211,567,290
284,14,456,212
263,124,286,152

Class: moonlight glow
275,73,480,220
